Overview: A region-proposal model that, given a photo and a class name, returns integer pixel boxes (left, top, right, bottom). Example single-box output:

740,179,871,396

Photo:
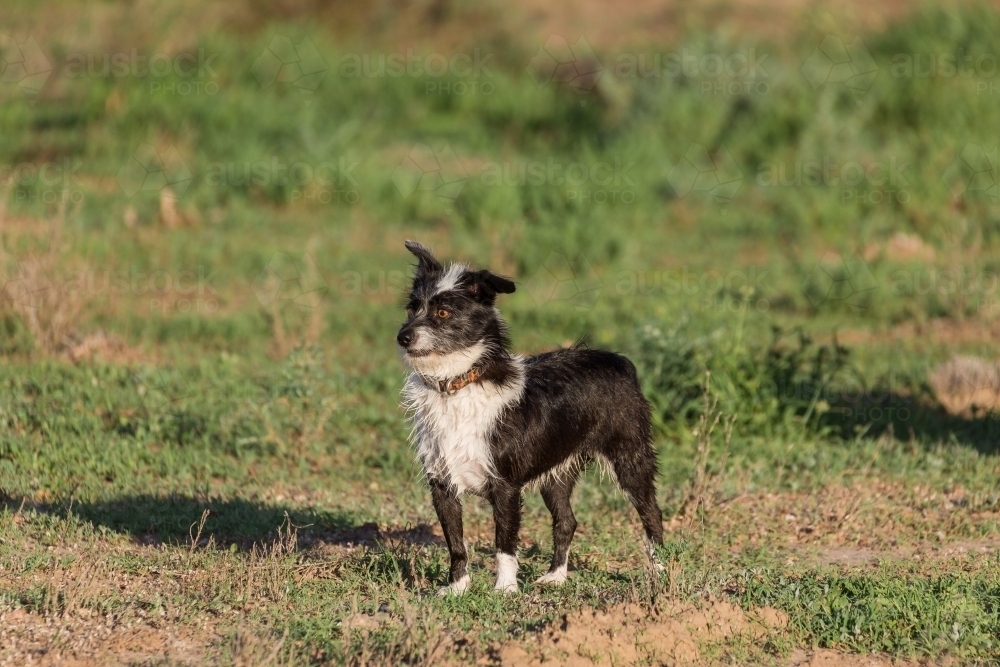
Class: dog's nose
397,329,414,348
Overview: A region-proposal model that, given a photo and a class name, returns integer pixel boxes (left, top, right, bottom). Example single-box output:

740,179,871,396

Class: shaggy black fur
490,348,663,566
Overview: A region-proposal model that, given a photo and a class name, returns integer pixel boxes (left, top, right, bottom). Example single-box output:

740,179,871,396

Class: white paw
494,552,518,593
535,565,568,585
437,574,470,596
494,580,519,594
645,539,666,573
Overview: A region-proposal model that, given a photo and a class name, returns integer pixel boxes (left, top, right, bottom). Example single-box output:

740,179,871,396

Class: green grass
3,0,1000,664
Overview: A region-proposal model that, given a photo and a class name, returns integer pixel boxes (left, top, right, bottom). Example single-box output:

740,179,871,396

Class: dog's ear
404,240,442,275
467,269,516,303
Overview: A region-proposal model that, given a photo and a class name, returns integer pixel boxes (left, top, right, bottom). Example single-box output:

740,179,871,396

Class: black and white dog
397,241,662,594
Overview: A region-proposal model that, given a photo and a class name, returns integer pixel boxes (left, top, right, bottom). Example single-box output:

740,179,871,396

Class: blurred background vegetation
2,0,999,510
3,1,1000,662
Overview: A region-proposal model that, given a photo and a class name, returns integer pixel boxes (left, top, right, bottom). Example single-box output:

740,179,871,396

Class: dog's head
396,240,515,376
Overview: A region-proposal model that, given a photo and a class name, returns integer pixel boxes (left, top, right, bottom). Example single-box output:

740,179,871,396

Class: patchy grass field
3,0,1000,664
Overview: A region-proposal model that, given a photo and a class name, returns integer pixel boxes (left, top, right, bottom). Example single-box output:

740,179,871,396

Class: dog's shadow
1,492,442,552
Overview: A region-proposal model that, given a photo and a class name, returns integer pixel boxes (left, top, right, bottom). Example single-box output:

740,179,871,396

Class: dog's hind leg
604,442,663,555
430,478,470,595
536,466,580,585
488,480,522,593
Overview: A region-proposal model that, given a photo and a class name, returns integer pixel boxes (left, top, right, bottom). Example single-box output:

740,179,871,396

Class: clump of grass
634,321,850,441
32,554,104,618
343,593,450,667
227,627,296,667
736,566,1000,658
240,513,300,606
259,241,327,358
0,193,88,355
678,372,736,525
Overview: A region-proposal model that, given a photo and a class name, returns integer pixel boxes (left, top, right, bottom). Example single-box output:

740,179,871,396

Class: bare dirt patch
793,539,1000,568
65,331,150,365
494,601,928,666
0,543,222,666
0,531,290,667
510,0,921,50
788,648,921,667
0,607,217,667
863,233,937,264
497,600,785,666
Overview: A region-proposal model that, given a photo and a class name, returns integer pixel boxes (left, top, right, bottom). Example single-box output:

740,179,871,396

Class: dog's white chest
404,375,521,494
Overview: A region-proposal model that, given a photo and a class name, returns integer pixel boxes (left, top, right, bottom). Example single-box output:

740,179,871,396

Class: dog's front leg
489,481,522,593
430,478,469,595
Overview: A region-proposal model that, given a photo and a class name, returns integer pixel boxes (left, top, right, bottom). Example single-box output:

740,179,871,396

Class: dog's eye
436,308,450,319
